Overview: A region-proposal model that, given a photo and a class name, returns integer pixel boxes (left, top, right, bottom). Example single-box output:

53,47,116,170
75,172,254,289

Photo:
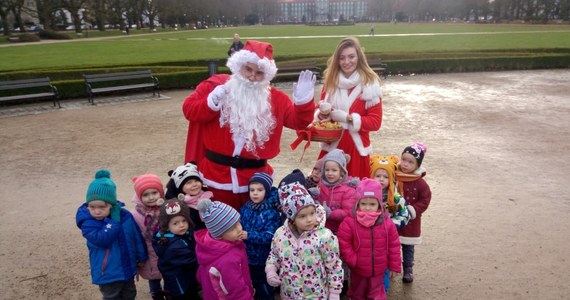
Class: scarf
356,210,383,227
327,72,362,112
184,190,213,209
135,204,161,239
395,168,424,199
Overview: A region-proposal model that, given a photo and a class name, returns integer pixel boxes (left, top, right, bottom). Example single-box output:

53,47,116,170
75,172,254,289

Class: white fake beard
220,74,276,154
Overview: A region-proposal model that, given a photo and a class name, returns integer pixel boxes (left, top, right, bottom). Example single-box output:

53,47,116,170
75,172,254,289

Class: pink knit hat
132,174,164,199
356,178,382,205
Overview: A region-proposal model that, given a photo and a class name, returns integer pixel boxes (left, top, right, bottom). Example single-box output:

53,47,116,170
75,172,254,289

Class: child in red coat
337,178,401,300
395,143,432,283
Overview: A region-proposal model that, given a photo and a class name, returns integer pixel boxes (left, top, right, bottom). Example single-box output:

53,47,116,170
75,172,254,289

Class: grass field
2,23,570,72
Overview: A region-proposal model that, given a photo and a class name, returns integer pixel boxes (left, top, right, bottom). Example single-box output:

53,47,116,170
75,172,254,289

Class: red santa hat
226,40,278,82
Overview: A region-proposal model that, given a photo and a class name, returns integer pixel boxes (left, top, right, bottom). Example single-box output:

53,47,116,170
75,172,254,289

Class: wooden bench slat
83,70,160,104
0,77,60,108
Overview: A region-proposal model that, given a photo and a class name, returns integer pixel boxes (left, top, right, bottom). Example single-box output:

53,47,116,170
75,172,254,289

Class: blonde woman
317,36,383,179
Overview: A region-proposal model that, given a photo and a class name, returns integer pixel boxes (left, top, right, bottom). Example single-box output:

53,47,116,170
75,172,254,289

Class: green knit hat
86,169,121,221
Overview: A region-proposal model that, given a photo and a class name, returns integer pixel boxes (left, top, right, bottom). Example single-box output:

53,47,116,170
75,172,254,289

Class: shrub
8,34,40,43
38,30,72,40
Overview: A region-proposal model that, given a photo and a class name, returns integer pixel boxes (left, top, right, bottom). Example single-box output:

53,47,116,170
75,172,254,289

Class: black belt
205,150,267,169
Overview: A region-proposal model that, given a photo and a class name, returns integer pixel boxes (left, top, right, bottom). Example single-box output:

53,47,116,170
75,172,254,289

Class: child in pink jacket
337,179,401,300
130,174,166,299
195,199,254,299
315,149,358,233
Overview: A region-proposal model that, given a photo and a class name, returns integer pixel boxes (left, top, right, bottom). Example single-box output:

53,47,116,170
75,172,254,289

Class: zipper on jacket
101,248,109,275
371,228,375,277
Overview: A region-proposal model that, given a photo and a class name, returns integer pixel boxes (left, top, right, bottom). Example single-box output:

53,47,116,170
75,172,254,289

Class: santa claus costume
317,71,383,179
182,40,316,211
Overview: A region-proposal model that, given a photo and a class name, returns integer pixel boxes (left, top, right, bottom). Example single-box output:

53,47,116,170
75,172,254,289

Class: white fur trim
400,236,422,245
226,49,277,81
349,113,361,132
407,205,417,220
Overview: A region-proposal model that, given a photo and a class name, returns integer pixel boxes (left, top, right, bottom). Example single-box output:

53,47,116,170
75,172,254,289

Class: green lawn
2,23,570,72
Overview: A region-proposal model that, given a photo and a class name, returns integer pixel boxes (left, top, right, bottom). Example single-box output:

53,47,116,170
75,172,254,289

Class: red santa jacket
182,74,314,193
318,87,382,179
337,213,402,277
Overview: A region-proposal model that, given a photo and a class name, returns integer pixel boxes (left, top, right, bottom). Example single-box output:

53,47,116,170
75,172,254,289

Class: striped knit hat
86,169,121,221
197,199,240,239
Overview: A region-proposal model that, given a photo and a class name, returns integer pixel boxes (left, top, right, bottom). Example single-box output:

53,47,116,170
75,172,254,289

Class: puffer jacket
239,187,283,266
152,230,198,297
317,177,358,232
76,202,148,285
337,211,401,278
266,205,344,299
130,193,162,280
194,229,254,300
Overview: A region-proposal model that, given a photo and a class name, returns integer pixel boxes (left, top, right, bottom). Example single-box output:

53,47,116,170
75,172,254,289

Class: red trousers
207,186,248,211
347,272,386,300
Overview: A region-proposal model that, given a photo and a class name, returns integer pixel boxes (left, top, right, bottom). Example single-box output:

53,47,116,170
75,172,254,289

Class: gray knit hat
321,149,350,179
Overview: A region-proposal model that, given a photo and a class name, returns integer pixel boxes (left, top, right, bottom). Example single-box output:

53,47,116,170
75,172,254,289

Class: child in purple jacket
195,199,254,299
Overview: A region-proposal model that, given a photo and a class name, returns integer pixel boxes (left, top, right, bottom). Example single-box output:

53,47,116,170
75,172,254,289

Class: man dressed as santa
182,40,316,210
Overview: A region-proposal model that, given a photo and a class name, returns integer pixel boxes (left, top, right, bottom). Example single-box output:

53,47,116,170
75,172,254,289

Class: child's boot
402,266,414,283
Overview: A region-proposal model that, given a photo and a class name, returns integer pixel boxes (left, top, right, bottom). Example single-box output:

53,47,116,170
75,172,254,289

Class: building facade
278,0,367,23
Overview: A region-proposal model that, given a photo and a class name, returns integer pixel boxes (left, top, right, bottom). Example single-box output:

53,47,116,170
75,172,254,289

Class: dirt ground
1,69,569,299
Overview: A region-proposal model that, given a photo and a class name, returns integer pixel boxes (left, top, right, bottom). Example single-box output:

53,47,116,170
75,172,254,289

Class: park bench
83,70,160,104
367,58,388,78
274,62,322,83
0,77,60,108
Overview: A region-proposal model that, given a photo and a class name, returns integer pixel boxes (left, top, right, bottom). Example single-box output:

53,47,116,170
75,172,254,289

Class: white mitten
292,70,316,105
330,109,349,122
322,202,332,218
207,85,228,111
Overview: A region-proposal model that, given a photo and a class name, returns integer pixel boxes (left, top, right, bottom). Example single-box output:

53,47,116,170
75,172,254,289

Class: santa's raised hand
292,70,316,105
207,84,228,111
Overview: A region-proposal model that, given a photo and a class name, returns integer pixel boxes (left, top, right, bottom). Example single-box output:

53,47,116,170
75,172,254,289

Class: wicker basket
298,123,343,143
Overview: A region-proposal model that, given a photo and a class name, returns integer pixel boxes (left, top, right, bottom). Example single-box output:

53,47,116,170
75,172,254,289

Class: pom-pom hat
132,173,164,199
197,199,240,239
86,169,121,221
279,182,315,221
170,162,201,189
226,40,278,82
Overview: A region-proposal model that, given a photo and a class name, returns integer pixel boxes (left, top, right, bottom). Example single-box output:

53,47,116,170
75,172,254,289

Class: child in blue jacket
239,172,282,299
76,169,148,300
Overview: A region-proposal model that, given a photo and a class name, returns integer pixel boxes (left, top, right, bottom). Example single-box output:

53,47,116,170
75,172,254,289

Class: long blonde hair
323,36,380,96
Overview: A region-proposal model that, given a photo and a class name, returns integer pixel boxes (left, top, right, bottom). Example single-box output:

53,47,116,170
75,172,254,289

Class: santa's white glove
330,109,349,122
207,85,228,111
265,265,281,287
292,70,316,105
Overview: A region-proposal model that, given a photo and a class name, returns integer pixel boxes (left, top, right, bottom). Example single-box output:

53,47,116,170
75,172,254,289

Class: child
166,162,212,230
239,172,282,300
337,179,402,300
76,169,148,300
305,158,324,189
131,174,166,299
370,154,411,229
195,199,254,299
395,143,432,283
266,181,344,299
153,196,199,299
316,149,358,233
